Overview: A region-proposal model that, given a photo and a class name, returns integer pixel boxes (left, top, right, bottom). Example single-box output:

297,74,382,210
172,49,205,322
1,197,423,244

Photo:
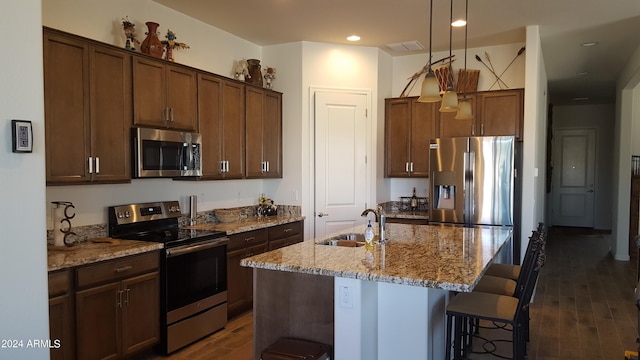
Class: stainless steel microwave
133,127,202,178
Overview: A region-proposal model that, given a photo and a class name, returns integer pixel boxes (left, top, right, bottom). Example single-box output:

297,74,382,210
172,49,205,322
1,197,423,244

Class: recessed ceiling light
577,71,589,76
581,41,598,47
347,35,361,42
451,19,466,27
572,97,589,101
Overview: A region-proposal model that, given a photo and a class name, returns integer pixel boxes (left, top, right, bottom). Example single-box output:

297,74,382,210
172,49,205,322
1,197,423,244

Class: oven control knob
170,206,180,213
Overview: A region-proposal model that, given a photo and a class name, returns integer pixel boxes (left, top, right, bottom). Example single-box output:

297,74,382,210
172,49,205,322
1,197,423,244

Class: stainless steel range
108,201,228,354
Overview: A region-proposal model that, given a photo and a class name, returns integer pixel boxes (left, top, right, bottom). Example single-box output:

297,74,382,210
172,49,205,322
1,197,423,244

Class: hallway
526,227,638,359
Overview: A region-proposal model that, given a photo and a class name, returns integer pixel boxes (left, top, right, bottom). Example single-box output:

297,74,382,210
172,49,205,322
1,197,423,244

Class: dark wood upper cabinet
132,57,198,132
197,74,246,179
245,86,283,178
385,97,437,177
44,29,131,185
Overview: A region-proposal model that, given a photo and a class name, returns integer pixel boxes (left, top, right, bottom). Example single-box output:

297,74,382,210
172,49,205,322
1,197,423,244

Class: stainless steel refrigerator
429,136,515,227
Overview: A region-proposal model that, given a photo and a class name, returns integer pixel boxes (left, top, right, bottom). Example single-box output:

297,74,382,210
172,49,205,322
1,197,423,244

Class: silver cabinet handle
410,162,414,172
124,288,130,306
170,107,174,122
226,161,229,173
267,161,270,172
318,212,329,217
88,157,93,174
405,162,409,173
116,290,122,308
95,157,100,174
481,123,485,135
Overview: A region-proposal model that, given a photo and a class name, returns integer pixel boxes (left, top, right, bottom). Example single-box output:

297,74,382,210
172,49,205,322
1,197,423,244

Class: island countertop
241,223,512,292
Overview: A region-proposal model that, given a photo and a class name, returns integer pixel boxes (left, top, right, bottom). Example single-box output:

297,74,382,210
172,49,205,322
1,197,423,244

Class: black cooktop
108,201,226,247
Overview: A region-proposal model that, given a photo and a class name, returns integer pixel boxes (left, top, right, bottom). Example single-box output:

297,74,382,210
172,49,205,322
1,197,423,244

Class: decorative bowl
215,208,240,223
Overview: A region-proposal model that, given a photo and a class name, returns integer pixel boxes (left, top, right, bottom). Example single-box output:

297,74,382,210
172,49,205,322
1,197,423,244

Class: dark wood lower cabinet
49,269,74,360
48,251,160,360
75,253,160,360
227,221,304,319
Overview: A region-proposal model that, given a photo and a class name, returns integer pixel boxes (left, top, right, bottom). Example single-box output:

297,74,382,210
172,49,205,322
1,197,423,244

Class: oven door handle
166,239,227,258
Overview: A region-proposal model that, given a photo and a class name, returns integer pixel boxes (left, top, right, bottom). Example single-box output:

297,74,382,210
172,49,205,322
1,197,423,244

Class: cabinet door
246,87,283,179
268,235,302,250
263,91,283,178
410,101,437,177
245,86,265,178
49,294,74,360
198,73,224,179
226,248,249,318
385,98,412,177
48,269,74,360
76,282,121,360
477,89,523,139
89,45,132,182
222,80,246,179
132,57,167,128
121,272,160,356
44,31,91,184
437,95,477,138
166,64,198,131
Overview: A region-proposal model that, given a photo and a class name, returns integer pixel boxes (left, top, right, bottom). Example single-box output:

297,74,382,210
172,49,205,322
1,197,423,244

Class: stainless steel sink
317,233,366,247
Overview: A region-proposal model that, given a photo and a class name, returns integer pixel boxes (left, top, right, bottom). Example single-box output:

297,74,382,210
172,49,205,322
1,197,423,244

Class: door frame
308,86,373,238
550,127,597,228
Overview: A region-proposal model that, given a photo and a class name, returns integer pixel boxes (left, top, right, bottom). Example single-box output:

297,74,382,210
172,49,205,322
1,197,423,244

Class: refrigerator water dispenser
432,171,457,210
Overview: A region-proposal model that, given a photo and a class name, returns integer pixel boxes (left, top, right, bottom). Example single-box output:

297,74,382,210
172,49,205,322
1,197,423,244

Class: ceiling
154,0,640,105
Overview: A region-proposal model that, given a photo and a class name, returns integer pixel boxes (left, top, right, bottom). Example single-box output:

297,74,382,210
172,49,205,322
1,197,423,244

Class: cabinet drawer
268,235,302,251
228,229,268,251
48,269,71,298
76,251,159,289
269,221,302,241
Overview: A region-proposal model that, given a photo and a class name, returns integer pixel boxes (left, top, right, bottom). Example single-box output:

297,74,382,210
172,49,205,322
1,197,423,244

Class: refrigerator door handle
464,151,476,224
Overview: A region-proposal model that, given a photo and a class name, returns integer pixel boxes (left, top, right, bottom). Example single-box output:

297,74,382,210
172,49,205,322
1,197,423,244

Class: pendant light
439,0,459,112
417,0,441,103
455,0,473,120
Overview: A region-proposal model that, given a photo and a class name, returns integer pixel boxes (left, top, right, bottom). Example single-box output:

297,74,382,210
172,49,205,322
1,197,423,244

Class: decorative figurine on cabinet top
263,66,276,89
234,59,250,81
161,29,190,62
121,16,140,51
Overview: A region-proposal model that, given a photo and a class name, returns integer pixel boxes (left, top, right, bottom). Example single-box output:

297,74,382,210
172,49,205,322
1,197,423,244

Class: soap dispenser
364,220,374,245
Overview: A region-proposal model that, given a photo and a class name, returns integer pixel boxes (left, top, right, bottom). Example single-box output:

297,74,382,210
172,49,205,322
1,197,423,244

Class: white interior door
551,128,596,227
314,91,368,238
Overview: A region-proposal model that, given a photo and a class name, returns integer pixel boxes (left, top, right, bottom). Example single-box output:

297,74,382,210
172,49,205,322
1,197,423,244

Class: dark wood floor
142,227,640,359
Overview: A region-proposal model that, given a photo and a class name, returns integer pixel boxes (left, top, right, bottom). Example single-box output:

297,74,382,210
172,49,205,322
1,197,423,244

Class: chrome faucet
361,205,386,243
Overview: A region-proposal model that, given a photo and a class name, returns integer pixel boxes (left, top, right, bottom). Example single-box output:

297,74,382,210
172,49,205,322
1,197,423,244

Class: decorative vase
141,22,164,58
246,59,263,86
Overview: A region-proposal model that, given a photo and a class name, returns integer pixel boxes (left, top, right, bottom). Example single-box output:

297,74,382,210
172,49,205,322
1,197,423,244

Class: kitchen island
241,223,512,360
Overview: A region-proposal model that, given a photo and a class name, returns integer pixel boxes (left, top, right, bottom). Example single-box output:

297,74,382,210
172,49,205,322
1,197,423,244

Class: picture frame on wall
11,120,33,153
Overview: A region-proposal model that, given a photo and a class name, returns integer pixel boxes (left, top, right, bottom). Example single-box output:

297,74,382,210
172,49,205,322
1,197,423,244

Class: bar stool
445,245,545,359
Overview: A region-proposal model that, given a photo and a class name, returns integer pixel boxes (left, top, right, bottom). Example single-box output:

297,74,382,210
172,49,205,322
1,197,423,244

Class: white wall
0,1,50,358
553,104,615,230
612,41,640,260
520,26,548,260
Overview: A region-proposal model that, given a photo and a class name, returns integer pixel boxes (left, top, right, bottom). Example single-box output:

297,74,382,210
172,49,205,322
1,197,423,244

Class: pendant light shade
440,89,460,112
418,71,441,102
417,0,441,103
455,98,473,119
440,0,458,112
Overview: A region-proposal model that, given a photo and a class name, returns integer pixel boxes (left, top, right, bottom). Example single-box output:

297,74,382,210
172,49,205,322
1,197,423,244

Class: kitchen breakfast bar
241,223,513,360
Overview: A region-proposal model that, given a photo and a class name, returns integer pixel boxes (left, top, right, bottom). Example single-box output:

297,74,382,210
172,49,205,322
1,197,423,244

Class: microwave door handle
182,142,191,170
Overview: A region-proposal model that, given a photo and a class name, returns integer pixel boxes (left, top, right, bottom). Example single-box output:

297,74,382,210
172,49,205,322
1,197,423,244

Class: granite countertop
47,239,163,272
241,223,512,292
384,209,429,220
182,215,305,235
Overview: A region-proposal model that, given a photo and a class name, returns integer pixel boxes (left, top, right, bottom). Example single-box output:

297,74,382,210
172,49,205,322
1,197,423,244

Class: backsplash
47,205,302,245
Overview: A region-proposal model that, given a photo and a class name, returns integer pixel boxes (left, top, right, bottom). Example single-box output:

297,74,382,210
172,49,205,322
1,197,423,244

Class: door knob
317,212,329,217
587,189,594,193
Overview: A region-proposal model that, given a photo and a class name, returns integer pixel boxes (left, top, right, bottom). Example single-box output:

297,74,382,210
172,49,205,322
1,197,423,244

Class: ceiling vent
386,41,425,52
